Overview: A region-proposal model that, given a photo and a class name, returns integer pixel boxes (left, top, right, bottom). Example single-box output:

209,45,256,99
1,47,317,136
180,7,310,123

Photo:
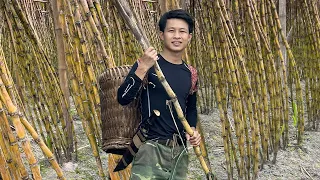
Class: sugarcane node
208,172,217,180
10,140,18,146
30,162,39,168
57,176,64,180
19,136,28,143
48,157,55,161
171,96,178,102
5,84,13,89
196,152,202,157
8,111,19,117
6,158,13,163
157,75,165,82
34,138,41,144
85,11,92,18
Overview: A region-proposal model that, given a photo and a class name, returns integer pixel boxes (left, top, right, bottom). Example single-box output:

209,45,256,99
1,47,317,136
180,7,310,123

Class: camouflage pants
129,140,189,180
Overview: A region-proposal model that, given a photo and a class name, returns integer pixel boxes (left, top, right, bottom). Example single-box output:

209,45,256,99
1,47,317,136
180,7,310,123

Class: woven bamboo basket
99,65,140,155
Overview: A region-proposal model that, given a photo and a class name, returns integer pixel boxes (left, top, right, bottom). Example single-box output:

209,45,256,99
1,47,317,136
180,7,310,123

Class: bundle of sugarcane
0,36,66,179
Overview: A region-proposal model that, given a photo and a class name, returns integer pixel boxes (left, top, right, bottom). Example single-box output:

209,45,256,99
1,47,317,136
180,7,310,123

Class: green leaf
47,136,52,151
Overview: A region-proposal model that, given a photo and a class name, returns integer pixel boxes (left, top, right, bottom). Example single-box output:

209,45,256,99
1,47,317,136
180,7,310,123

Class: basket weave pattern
99,65,140,155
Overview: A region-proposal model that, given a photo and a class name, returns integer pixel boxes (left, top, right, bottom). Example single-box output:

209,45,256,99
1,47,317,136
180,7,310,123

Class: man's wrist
135,60,149,80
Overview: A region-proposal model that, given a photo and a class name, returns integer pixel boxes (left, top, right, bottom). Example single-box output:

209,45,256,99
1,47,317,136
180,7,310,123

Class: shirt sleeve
117,62,144,105
186,92,198,128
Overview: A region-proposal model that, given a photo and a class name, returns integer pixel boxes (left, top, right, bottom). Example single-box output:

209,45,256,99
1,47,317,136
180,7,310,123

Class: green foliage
47,136,52,151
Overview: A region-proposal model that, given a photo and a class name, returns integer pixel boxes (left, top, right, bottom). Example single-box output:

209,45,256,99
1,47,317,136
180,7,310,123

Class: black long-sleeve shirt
117,55,198,140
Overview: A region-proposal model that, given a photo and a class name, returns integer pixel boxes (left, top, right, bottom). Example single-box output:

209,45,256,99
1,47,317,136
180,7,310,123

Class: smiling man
117,9,200,180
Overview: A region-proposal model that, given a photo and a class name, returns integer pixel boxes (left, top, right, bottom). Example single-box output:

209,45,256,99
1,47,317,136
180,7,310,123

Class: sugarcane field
0,0,320,179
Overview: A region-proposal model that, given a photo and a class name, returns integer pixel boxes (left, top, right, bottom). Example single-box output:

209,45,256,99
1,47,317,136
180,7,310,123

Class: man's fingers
144,47,157,61
150,51,158,58
145,47,154,52
191,138,201,146
186,133,190,141
190,136,201,143
146,47,157,55
188,131,201,146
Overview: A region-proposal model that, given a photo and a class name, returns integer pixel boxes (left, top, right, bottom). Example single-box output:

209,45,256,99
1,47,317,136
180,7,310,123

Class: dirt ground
188,111,320,180
35,108,320,180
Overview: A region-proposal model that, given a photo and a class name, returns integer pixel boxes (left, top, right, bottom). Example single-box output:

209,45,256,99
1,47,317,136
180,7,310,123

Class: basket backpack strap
187,64,198,95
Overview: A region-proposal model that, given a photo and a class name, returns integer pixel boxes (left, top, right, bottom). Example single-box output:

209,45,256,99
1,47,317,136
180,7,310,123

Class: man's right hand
135,47,158,80
139,47,158,70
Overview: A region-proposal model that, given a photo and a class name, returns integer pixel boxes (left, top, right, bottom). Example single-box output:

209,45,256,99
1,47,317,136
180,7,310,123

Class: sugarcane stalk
0,76,41,179
302,0,320,131
214,41,232,179
51,0,73,160
194,2,219,171
72,1,106,177
215,0,261,177
0,111,18,179
215,9,245,177
241,0,269,166
0,37,67,179
33,50,67,160
265,0,289,148
9,0,47,58
191,19,206,113
79,0,114,68
248,0,282,165
21,117,66,180
10,0,71,129
9,0,73,162
0,132,14,179
268,0,305,145
63,0,81,154
0,44,31,180
0,140,12,180
73,6,106,180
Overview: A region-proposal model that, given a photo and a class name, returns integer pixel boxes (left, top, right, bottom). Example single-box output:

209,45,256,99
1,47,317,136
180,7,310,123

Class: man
117,9,201,180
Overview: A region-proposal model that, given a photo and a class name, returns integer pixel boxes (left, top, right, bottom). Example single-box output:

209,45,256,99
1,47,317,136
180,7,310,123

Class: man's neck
160,49,183,64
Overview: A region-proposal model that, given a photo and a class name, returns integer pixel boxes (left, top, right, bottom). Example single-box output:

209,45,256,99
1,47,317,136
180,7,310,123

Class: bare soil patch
36,110,320,179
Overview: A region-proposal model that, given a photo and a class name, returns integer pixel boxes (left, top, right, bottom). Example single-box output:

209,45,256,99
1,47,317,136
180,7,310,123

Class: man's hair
158,9,194,34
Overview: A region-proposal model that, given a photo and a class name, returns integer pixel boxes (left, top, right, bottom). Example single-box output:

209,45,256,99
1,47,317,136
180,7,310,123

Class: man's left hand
185,127,201,146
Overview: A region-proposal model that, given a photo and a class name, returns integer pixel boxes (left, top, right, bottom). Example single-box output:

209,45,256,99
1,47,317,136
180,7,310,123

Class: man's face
160,18,192,53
